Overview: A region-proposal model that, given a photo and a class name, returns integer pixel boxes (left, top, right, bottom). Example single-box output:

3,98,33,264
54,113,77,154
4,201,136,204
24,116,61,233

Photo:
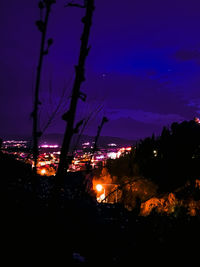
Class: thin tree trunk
87,116,108,169
56,0,95,181
32,3,52,174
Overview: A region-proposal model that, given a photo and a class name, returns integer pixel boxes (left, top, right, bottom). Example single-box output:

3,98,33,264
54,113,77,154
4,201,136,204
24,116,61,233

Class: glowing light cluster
40,144,58,148
194,117,200,124
3,140,27,144
108,143,117,147
82,142,90,146
40,169,46,175
96,155,104,160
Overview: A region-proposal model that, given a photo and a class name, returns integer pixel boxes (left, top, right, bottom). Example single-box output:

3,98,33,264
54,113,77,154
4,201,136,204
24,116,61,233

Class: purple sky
1,0,200,140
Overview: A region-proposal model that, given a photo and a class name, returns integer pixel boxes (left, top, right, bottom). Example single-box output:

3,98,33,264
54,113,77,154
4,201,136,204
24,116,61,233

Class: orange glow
93,167,200,215
140,193,177,216
96,184,103,192
195,179,200,189
93,168,112,193
38,167,56,176
97,193,106,203
41,169,46,175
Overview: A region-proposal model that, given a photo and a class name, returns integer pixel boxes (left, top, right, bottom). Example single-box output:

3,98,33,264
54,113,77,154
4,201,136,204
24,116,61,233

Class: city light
96,155,104,160
194,117,200,124
2,138,133,175
82,142,90,146
40,144,58,148
108,143,117,147
107,152,118,159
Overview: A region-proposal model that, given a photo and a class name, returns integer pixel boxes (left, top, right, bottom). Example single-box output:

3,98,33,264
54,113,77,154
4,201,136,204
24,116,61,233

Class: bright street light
96,184,103,192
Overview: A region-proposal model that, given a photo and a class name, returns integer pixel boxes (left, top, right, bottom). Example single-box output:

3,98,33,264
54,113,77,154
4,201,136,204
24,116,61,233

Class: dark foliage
106,149,136,181
135,120,200,192
107,120,200,193
2,150,200,265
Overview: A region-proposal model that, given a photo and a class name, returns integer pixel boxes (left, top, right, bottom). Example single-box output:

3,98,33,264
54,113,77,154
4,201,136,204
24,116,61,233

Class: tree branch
65,2,85,8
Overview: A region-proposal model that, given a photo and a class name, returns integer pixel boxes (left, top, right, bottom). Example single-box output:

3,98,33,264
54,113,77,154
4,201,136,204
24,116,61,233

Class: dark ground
1,152,200,266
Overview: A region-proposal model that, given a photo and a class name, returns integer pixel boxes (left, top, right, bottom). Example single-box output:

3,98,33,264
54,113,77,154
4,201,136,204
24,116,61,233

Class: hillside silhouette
2,120,200,265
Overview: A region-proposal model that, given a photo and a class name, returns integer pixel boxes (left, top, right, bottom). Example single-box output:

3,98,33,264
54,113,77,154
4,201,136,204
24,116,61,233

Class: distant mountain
40,133,136,149
1,133,136,149
1,134,32,141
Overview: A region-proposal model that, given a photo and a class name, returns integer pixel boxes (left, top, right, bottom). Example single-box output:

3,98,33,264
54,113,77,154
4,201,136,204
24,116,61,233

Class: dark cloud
174,49,200,62
84,72,196,119
97,117,165,140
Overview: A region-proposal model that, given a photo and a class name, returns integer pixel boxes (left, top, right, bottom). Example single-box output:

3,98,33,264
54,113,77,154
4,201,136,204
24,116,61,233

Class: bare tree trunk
92,117,108,155
56,0,95,181
32,1,54,174
87,116,108,170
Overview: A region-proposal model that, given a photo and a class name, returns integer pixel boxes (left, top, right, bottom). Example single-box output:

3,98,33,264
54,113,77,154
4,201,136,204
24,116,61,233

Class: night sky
1,0,200,140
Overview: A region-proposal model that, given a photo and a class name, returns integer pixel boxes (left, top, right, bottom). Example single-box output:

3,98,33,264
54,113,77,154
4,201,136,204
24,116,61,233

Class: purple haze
1,0,200,140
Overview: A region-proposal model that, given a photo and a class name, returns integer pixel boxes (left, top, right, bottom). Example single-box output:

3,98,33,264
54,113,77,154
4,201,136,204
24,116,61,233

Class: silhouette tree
106,148,135,180
134,120,200,192
56,0,95,183
72,104,103,152
32,0,55,174
40,77,73,135
106,119,200,193
87,116,108,170
92,116,108,155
